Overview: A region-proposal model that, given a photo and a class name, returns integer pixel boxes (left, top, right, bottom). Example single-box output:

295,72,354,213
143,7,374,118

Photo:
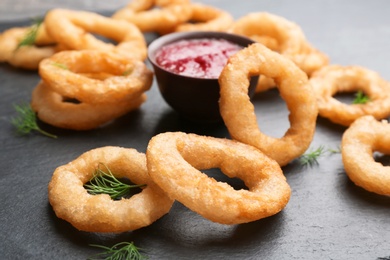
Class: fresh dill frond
328,146,341,154
84,163,146,200
299,145,326,166
52,62,69,70
122,69,133,76
352,90,370,104
11,103,57,138
16,17,44,49
88,242,148,260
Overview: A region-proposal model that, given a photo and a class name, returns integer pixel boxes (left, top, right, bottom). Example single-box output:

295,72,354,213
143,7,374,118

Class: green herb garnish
328,146,341,154
16,17,43,49
84,163,146,200
88,242,148,260
352,90,370,104
122,69,133,76
52,62,69,70
299,145,326,166
11,103,57,138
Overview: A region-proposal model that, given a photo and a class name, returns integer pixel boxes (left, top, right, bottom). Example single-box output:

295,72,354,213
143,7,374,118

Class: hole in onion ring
333,91,370,105
333,92,359,105
202,168,248,191
252,89,290,139
62,97,81,104
84,163,145,200
85,177,145,199
373,152,390,166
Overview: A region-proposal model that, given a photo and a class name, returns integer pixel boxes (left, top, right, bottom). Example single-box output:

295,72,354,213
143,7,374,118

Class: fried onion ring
0,27,57,70
291,42,329,76
146,132,291,224
112,0,192,34
229,12,328,92
31,81,147,130
39,50,153,104
341,115,390,196
219,43,318,166
44,9,147,61
168,3,234,33
310,65,390,126
48,146,174,232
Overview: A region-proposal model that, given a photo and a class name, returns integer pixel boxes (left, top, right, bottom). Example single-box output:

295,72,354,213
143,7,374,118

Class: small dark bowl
148,31,258,123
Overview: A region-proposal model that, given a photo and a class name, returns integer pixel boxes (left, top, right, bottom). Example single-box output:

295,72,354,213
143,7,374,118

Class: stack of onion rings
44,9,147,61
341,115,390,196
146,132,291,224
112,0,193,34
219,43,318,166
32,50,153,130
310,65,390,126
48,146,174,232
39,50,153,103
228,12,328,93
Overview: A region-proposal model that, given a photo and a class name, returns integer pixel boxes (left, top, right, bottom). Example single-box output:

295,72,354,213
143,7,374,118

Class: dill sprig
11,103,57,138
16,17,43,49
328,146,341,154
353,90,370,104
52,62,69,70
299,145,326,166
88,242,148,260
84,163,146,200
122,69,134,76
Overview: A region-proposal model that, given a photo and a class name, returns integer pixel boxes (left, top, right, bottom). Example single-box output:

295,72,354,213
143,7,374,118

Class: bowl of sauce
148,31,258,123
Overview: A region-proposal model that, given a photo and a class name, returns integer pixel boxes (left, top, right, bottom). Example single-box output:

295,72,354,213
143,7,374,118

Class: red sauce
155,38,242,79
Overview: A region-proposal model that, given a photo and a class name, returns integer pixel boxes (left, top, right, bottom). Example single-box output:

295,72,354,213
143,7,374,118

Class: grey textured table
1,1,389,259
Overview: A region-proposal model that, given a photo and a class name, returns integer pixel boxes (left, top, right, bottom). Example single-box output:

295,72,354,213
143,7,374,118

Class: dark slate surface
0,1,389,259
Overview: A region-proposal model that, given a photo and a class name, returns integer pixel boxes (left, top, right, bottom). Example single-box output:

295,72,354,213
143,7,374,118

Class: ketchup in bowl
148,31,258,123
155,38,242,79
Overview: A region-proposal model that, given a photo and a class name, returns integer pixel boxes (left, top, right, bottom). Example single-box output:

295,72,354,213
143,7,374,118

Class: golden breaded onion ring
341,115,390,196
146,132,291,225
170,3,234,33
310,65,390,126
39,50,153,104
44,9,147,60
48,146,174,232
112,0,192,33
0,27,57,70
219,43,318,166
229,12,305,54
229,12,328,92
31,81,147,130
